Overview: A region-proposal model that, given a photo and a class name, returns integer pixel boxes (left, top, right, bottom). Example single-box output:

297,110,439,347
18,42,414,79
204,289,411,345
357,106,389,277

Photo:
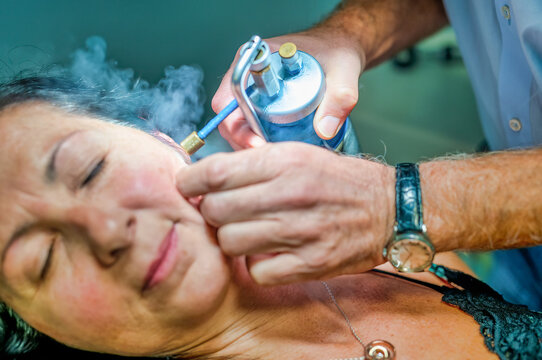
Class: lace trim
442,287,542,359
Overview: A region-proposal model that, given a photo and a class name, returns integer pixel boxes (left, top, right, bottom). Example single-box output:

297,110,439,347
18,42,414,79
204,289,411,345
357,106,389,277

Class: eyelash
40,238,56,280
81,158,106,188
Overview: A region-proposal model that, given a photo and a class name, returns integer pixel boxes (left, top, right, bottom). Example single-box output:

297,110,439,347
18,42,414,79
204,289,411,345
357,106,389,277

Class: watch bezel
383,230,435,273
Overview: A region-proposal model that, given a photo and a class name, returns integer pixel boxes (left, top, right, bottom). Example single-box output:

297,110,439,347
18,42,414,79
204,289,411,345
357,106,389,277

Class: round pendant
365,340,395,360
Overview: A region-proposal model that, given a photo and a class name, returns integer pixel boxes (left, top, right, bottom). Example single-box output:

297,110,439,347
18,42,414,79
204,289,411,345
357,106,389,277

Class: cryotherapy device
180,35,349,155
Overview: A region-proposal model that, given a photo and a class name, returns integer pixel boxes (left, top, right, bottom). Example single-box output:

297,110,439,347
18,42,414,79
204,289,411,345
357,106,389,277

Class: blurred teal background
0,0,485,162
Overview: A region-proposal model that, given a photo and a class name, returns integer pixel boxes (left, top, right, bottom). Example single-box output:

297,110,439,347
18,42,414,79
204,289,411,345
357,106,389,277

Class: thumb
313,56,361,140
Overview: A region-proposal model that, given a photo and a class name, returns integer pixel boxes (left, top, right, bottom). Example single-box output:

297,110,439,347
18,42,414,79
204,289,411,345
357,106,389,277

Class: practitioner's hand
212,30,365,150
176,142,395,285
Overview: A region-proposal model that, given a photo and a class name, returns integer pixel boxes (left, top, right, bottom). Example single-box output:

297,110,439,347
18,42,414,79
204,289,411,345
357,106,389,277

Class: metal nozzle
279,42,302,75
247,40,280,98
180,131,205,155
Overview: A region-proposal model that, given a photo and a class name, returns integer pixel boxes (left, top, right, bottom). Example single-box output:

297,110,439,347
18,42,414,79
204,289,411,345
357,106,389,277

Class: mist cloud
69,36,205,142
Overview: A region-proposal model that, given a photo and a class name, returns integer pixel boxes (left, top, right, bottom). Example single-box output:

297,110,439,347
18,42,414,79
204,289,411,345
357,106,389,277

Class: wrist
418,161,463,252
311,0,448,69
384,163,435,272
382,164,396,251
301,26,367,72
345,157,394,268
309,1,392,69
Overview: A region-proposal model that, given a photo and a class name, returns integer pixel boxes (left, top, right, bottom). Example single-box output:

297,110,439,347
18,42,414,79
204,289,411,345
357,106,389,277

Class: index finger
176,145,281,197
217,109,266,150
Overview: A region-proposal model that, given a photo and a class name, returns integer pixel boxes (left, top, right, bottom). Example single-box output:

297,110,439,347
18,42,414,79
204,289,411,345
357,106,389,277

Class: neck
179,258,365,360
169,255,493,360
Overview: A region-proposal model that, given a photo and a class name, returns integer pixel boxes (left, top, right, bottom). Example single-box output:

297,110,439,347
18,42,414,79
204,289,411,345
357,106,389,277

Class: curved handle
231,35,268,141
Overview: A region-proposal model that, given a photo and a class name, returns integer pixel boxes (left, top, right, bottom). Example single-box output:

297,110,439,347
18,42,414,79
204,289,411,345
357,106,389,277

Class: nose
67,205,136,266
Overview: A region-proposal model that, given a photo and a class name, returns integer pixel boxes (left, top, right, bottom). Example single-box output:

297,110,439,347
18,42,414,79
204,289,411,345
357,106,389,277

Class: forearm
420,148,542,252
311,0,448,69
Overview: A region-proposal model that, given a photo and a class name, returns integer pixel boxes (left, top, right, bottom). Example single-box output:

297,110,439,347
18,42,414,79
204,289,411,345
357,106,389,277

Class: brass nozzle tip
279,42,297,59
180,131,205,155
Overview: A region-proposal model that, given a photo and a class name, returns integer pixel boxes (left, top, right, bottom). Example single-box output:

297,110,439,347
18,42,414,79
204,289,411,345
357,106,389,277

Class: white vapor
69,36,205,142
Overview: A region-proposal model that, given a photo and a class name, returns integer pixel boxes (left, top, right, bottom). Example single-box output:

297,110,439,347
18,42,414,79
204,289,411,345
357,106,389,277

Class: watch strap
395,163,423,233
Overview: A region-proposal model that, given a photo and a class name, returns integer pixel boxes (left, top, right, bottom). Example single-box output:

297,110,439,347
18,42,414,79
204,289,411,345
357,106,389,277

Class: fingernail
188,195,202,209
317,116,340,138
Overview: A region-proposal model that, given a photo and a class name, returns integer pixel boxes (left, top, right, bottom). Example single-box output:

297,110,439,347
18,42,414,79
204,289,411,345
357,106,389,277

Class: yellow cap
279,42,297,59
180,131,205,155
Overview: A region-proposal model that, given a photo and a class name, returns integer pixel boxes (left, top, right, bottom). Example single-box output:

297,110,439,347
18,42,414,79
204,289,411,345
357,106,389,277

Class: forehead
0,102,100,152
0,102,109,174
0,102,106,232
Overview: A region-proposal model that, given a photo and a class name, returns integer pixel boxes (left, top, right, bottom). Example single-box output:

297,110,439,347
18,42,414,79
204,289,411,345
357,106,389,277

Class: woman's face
0,102,230,356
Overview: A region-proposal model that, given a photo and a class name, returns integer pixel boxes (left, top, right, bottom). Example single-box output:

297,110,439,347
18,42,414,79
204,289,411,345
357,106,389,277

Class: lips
142,224,178,292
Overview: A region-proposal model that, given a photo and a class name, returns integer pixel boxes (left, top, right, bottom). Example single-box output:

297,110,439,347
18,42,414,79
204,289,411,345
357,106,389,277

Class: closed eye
40,238,56,280
81,158,105,188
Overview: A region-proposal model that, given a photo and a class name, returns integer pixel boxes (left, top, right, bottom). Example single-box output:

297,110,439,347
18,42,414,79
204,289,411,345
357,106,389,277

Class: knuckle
216,226,239,255
211,96,223,114
306,251,330,271
211,80,233,114
217,124,232,140
277,143,312,168
266,142,287,157
286,179,319,207
305,240,340,271
203,157,228,190
289,187,315,208
199,196,226,226
331,87,358,111
231,131,249,148
262,143,291,169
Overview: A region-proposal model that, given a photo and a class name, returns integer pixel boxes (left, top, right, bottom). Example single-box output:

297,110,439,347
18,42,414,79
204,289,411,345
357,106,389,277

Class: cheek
53,276,119,328
109,158,203,224
111,162,179,207
39,273,135,351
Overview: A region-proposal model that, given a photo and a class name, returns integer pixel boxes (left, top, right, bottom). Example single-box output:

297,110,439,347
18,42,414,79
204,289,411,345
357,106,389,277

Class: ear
150,130,192,163
150,130,179,148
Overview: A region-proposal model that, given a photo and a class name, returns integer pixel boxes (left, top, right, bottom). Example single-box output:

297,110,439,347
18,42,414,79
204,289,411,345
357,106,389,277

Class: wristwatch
383,163,435,272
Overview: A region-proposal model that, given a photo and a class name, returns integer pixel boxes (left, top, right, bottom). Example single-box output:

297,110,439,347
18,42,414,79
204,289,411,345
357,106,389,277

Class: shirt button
509,118,522,132
501,5,511,20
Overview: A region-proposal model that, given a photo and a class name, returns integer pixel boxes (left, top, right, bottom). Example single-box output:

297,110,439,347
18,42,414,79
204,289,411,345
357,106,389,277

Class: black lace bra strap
371,265,542,359
370,268,447,293
370,264,505,297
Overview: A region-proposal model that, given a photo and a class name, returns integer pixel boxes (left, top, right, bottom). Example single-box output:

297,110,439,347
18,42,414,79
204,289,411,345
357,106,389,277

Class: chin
171,249,231,322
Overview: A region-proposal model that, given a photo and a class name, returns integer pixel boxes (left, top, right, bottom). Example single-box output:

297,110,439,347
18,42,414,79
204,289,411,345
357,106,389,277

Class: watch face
386,232,435,272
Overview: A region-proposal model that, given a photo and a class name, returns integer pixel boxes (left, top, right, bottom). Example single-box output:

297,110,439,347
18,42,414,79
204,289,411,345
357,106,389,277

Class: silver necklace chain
322,281,366,349
321,281,396,360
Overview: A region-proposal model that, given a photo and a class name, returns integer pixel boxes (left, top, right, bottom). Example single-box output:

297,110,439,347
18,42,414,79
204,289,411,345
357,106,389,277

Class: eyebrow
1,131,81,269
46,130,81,182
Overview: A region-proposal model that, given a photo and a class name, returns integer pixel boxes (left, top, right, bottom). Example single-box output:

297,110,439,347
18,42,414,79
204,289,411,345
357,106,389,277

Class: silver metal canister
232,35,352,151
